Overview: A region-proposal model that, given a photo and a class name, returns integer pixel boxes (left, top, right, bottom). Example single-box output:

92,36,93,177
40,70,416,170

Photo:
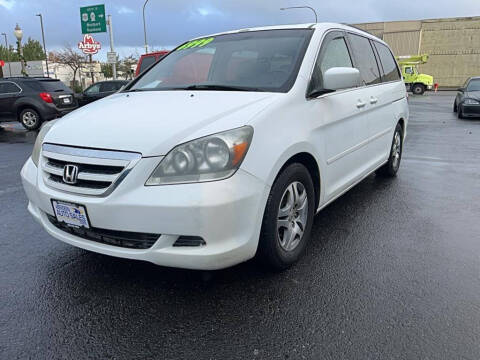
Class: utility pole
36,14,49,77
107,14,117,80
143,0,150,54
1,33,12,77
89,54,94,83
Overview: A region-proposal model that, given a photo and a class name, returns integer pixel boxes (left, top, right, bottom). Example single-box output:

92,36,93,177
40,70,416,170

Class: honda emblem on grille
63,164,79,184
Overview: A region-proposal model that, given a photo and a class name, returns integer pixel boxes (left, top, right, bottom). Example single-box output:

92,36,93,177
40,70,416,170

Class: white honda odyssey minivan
21,23,408,270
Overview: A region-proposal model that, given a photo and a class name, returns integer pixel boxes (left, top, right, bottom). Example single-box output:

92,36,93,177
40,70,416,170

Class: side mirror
458,87,465,92
323,67,362,91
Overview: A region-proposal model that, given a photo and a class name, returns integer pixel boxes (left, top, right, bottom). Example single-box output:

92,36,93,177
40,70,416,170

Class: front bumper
462,104,480,117
21,157,269,270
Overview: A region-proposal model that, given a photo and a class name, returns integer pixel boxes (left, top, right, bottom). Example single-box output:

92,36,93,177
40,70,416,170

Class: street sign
78,34,101,55
80,4,106,34
107,52,117,64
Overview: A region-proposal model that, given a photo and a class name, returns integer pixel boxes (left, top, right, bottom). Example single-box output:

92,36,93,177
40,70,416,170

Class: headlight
146,126,253,185
31,120,56,166
464,98,480,105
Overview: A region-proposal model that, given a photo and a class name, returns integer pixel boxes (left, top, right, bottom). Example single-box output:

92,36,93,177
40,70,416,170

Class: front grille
47,214,160,249
41,143,141,196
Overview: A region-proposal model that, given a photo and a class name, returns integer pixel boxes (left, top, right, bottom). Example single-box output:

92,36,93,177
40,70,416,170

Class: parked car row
0,78,129,130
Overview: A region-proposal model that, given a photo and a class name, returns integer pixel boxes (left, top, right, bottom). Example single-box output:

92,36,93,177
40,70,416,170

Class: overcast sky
0,0,478,59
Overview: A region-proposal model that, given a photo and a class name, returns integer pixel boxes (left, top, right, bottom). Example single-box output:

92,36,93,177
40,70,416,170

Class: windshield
467,79,480,92
130,29,313,93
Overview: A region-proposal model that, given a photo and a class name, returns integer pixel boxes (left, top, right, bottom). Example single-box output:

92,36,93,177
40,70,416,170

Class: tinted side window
348,33,381,85
310,32,353,92
139,55,157,73
0,82,21,93
374,42,401,82
100,82,117,92
85,83,101,94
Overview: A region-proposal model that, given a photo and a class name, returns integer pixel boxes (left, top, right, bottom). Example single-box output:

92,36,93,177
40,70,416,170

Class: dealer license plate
52,200,90,228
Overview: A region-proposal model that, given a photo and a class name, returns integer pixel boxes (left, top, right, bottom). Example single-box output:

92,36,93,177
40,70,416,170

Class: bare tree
52,46,84,90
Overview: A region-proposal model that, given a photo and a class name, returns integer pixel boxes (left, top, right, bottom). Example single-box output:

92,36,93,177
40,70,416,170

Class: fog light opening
173,236,206,247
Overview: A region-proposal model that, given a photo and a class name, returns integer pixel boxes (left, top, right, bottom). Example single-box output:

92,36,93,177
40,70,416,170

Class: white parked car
21,23,408,270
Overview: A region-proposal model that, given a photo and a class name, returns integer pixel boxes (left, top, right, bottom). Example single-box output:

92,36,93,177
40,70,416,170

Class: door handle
356,100,366,108
370,97,378,104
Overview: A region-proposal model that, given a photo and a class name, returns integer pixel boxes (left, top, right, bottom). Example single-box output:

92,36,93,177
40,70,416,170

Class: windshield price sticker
177,37,215,51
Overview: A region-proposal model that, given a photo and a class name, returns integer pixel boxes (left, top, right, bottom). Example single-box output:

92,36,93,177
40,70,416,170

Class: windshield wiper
181,84,265,92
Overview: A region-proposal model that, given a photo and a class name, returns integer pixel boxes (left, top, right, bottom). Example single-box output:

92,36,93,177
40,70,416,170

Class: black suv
77,80,129,107
0,77,78,130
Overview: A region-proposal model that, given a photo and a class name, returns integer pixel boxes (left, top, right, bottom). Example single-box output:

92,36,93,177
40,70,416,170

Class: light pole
280,6,318,23
1,33,12,77
143,0,150,54
36,13,49,77
14,23,27,76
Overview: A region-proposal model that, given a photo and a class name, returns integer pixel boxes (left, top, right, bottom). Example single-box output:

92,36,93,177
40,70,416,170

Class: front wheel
257,163,315,271
453,100,458,113
457,105,464,119
376,123,403,177
19,108,42,130
411,83,425,95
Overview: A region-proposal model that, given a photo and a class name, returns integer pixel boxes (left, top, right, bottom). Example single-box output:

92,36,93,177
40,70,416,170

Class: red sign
78,34,101,55
0,60,5,67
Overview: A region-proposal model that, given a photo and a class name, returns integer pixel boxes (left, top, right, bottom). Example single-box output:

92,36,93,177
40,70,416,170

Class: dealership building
355,16,480,87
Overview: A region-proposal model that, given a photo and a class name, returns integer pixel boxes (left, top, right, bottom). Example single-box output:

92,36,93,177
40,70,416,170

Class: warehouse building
355,16,480,87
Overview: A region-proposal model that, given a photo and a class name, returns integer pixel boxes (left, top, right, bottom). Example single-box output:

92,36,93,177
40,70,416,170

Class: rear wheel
411,83,425,95
257,163,315,271
19,108,41,130
376,123,403,177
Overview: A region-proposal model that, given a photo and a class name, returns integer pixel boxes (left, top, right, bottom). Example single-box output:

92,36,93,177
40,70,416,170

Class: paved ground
1,93,479,359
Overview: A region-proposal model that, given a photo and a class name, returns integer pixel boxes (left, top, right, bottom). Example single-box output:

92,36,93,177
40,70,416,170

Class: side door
308,30,372,201
0,81,22,119
369,41,406,165
345,33,385,171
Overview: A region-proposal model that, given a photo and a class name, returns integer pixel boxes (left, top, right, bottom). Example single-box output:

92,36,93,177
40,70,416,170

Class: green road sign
80,4,106,34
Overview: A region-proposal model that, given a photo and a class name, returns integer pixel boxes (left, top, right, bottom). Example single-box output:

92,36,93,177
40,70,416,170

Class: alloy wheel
277,181,308,252
22,112,38,128
392,131,402,170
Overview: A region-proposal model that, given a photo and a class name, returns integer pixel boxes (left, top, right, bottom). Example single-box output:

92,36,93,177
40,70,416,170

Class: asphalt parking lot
1,92,479,359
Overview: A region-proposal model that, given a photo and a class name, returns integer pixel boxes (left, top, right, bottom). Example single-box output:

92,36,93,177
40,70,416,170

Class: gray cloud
0,0,478,58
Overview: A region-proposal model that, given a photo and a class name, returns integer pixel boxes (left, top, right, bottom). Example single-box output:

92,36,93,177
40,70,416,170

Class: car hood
45,91,280,156
465,91,480,100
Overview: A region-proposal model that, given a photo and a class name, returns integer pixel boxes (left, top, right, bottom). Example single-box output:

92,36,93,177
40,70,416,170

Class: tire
257,163,315,271
457,105,464,119
376,123,403,177
453,101,458,113
411,83,425,95
19,108,42,130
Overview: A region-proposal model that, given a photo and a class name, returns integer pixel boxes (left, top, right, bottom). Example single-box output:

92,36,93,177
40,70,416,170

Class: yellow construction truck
395,54,434,95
